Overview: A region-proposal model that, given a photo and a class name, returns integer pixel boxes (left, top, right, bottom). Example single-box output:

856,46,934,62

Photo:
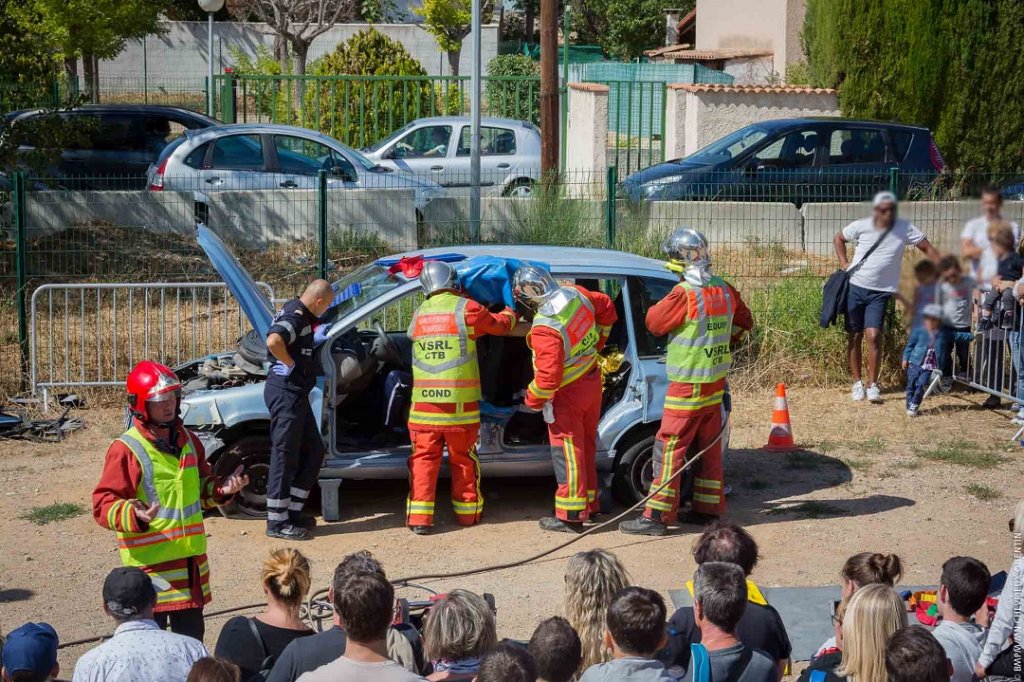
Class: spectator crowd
3,502,1023,682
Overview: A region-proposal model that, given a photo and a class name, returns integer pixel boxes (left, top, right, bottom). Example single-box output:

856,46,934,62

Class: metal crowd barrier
30,282,274,399
954,295,1024,406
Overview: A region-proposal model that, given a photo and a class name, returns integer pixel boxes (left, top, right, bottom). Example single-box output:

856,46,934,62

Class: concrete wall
646,201,803,249
665,85,839,159
98,21,500,84
695,0,806,79
565,84,609,192
722,56,778,86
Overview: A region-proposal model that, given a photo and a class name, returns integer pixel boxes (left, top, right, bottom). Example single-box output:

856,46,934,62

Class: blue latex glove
272,362,294,377
313,323,333,346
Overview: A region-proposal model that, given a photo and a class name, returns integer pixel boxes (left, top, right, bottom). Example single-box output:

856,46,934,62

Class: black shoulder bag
819,225,894,329
247,618,276,682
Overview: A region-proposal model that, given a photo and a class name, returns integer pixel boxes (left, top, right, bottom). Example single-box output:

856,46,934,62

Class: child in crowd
902,304,947,417
936,255,974,391
579,587,674,681
977,222,1024,332
907,260,940,329
528,618,581,682
931,556,990,682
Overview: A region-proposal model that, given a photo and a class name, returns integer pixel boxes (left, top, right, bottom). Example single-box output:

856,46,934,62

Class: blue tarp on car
455,256,550,308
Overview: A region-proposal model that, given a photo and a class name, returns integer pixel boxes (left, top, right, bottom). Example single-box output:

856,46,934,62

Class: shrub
304,29,434,148
485,54,539,123
229,45,293,122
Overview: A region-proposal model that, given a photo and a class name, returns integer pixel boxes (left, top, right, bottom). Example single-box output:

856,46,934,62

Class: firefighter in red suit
513,265,618,534
406,261,518,535
620,228,752,536
92,361,249,639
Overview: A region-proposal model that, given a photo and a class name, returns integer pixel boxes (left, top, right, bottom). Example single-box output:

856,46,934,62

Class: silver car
362,116,541,196
178,227,707,521
146,123,444,218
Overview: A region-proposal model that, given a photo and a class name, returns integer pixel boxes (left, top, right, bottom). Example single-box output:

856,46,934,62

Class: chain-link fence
3,166,1024,395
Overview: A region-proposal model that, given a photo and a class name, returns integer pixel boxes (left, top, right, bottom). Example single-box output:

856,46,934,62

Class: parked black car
621,118,947,205
4,105,218,189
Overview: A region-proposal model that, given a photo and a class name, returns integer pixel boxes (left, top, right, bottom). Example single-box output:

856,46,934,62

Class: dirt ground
1,385,1022,675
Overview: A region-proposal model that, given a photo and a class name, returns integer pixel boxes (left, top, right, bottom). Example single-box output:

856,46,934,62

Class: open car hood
196,224,275,341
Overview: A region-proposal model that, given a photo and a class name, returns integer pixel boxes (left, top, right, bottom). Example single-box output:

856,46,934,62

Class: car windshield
364,123,415,153
336,140,378,170
683,125,771,164
325,263,411,322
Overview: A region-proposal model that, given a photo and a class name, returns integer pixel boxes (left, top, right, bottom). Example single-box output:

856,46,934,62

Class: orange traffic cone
764,383,796,451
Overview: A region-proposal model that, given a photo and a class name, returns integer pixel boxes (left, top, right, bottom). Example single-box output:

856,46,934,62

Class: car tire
213,434,271,519
237,328,266,367
503,179,534,198
612,434,656,504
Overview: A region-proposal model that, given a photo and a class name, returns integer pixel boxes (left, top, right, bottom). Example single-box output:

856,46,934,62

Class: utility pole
470,0,482,242
539,0,559,179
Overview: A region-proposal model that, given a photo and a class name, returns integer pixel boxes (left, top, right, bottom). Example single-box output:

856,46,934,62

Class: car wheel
194,201,209,225
612,434,655,504
213,435,271,519
504,179,534,198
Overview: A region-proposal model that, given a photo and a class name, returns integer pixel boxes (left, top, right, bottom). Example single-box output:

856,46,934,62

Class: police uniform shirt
267,299,316,391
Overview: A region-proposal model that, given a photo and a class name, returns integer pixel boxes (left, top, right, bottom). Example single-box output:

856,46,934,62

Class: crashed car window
323,264,409,323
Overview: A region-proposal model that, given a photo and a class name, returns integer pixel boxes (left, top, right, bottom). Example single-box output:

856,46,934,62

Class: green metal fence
3,167,1022,394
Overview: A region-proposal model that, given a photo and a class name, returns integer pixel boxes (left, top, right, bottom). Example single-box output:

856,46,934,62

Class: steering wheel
372,319,403,366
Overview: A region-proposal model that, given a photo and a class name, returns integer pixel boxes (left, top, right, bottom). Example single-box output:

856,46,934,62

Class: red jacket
409,296,518,432
93,418,228,612
526,286,618,409
647,280,753,407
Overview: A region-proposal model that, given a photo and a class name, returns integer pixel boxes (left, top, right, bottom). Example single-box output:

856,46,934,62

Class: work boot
265,524,310,541
618,516,668,536
409,525,432,536
983,395,1001,410
291,514,317,531
679,510,719,526
538,517,582,534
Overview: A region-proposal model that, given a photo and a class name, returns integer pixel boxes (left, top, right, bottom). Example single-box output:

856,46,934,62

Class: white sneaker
1012,411,1024,426
851,381,866,401
866,384,882,403
907,403,919,418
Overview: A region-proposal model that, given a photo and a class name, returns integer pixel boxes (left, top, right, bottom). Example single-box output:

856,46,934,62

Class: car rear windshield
156,135,188,166
325,264,410,322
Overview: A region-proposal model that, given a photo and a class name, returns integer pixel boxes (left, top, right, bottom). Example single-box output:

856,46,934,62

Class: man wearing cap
834,191,939,403
72,567,208,682
93,361,248,641
1,622,60,682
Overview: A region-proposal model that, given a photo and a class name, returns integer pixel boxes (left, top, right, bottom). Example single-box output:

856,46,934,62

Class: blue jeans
906,364,934,409
940,326,972,379
1008,328,1024,411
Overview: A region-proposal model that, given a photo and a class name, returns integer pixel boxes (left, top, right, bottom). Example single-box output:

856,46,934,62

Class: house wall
664,85,839,158
694,0,806,79
92,21,500,84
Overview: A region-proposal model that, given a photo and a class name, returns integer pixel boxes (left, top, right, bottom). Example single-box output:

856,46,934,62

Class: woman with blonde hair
214,548,314,681
836,584,907,682
564,549,631,671
422,589,498,680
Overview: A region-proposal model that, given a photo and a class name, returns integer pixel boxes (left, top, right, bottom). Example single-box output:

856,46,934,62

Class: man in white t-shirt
833,192,939,403
961,186,1021,286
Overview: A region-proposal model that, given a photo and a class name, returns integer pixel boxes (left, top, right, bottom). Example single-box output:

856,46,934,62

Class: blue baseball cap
1,622,59,677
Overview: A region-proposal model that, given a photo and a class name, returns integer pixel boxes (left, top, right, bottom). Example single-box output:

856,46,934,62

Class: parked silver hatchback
146,123,444,217
362,116,541,196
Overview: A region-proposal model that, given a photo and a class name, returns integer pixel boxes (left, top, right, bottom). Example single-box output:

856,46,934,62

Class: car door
385,123,454,186
623,274,676,424
454,125,518,193
729,126,824,205
199,133,269,191
270,133,347,190
820,125,894,201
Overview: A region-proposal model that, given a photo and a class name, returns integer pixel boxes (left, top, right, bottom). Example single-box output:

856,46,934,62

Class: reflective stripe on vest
666,278,735,384
533,289,599,387
115,428,207,568
409,293,481,423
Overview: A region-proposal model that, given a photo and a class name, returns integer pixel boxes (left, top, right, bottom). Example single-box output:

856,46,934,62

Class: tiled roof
644,47,773,60
675,7,697,33
667,83,837,95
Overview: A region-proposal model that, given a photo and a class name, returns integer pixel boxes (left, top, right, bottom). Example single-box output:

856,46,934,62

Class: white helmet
663,227,713,286
419,260,458,295
512,264,558,311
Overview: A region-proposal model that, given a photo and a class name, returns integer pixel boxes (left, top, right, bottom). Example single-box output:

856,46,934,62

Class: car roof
8,104,218,122
404,115,536,129
753,117,932,133
394,244,669,274
186,123,338,144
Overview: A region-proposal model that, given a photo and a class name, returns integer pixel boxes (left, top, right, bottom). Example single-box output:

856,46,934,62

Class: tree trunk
82,52,98,103
447,48,461,78
63,56,79,100
525,3,535,42
539,0,559,178
292,39,309,123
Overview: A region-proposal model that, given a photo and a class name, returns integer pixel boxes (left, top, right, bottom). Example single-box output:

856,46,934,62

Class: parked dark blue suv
622,118,946,205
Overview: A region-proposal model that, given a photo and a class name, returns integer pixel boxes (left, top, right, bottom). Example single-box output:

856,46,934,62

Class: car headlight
642,176,683,198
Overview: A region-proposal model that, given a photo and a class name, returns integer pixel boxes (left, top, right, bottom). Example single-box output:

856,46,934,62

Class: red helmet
127,361,182,424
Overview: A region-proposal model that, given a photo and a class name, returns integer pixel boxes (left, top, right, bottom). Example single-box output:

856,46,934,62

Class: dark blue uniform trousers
265,384,325,531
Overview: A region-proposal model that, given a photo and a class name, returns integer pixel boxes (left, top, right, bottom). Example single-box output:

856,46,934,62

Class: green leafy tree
416,0,493,78
0,0,61,109
803,0,1024,171
574,0,691,61
304,29,434,148
485,54,539,122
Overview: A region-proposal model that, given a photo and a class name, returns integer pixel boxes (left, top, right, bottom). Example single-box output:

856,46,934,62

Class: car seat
493,132,515,155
